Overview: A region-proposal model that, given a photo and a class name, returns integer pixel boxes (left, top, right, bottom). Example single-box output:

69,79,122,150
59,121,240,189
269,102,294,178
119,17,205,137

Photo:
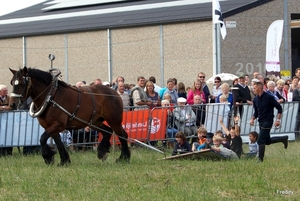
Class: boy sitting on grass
210,136,239,159
214,130,230,149
191,127,207,151
172,131,192,156
192,132,214,151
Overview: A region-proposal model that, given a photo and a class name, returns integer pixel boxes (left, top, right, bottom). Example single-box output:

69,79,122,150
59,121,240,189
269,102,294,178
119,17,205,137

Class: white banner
213,0,226,40
265,20,284,77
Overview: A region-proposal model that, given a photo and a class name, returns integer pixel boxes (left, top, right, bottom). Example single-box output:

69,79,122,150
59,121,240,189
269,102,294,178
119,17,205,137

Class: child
163,93,175,111
246,131,259,158
210,136,239,159
192,127,207,151
172,131,192,155
161,99,178,147
219,94,228,103
220,116,243,158
193,132,214,151
214,130,230,149
210,136,224,153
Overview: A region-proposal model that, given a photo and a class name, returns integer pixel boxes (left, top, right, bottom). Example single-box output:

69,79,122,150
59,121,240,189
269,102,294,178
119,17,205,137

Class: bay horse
9,67,130,165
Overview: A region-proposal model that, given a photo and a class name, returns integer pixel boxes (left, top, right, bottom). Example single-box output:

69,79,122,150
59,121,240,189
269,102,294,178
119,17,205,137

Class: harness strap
86,87,97,126
68,88,82,123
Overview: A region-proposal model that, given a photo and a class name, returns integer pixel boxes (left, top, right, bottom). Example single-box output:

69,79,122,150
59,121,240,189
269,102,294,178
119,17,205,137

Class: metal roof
0,0,273,38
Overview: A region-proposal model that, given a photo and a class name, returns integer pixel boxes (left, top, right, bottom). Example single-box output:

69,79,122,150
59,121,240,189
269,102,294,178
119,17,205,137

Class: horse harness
16,68,98,129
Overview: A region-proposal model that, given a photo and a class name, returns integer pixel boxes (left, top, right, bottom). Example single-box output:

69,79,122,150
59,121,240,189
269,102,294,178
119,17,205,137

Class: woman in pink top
187,79,206,105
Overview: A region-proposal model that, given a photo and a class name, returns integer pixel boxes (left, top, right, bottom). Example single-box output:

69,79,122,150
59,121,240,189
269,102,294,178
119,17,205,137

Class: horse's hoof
44,157,55,165
97,150,108,160
57,160,71,167
101,152,109,162
116,157,130,163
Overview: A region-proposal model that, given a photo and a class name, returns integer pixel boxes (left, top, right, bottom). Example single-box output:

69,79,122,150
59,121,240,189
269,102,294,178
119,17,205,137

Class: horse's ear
21,66,27,76
9,68,17,75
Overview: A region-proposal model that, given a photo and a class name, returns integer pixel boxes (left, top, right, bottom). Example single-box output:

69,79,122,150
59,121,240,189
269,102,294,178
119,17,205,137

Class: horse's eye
14,80,19,85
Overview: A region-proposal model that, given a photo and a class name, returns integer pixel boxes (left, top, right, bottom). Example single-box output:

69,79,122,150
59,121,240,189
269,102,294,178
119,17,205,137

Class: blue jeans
167,128,178,142
257,121,273,145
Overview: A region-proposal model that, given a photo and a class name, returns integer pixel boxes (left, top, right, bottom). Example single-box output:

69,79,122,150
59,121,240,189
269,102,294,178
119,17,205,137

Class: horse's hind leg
40,131,56,165
97,124,112,161
52,134,71,166
116,128,130,162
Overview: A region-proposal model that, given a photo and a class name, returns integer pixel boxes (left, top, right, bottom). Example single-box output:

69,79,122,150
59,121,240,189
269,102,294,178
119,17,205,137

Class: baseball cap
103,81,110,86
177,97,187,103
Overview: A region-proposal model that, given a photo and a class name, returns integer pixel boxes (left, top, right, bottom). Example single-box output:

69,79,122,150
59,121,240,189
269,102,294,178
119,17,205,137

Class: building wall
111,26,160,86
222,0,300,78
0,0,299,93
111,21,212,88
163,21,212,88
0,38,23,88
0,21,212,91
67,31,108,85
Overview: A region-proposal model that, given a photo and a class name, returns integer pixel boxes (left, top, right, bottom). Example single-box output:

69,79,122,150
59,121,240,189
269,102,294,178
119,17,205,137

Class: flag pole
212,1,217,76
283,0,289,70
216,24,222,74
213,24,221,75
212,0,226,75
213,21,217,76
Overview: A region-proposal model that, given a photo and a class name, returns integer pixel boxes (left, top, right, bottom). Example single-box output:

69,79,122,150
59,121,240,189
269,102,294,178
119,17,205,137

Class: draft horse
9,67,130,165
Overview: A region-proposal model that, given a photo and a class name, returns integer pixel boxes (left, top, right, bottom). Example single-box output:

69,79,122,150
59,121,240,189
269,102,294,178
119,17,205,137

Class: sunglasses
214,81,220,83
199,76,205,78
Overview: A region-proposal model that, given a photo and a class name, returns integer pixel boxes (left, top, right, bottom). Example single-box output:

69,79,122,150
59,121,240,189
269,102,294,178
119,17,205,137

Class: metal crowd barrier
0,102,299,148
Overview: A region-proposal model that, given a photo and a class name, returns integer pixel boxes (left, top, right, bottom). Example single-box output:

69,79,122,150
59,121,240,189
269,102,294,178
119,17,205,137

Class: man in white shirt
117,82,130,109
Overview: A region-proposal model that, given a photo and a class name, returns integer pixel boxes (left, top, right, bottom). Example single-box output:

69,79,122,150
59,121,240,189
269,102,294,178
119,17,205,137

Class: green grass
0,142,299,201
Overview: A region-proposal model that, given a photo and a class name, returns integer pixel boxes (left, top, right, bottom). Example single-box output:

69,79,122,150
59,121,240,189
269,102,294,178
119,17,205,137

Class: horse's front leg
52,134,71,166
40,131,56,165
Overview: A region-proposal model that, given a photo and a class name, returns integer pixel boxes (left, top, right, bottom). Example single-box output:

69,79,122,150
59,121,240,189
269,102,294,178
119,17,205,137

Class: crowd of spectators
3,67,300,157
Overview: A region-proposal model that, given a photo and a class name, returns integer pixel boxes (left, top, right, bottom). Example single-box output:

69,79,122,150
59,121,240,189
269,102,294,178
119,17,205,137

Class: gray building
0,0,299,89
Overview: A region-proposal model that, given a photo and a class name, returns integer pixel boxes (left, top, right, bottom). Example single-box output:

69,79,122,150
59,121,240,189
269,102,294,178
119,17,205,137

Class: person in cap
173,97,198,142
103,81,111,87
234,75,252,116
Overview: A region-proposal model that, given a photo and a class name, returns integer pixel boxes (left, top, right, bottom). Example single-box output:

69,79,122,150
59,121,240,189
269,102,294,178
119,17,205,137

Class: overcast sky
0,0,45,17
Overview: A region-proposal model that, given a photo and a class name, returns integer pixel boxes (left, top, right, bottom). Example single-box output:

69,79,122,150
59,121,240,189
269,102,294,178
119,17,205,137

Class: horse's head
9,67,31,110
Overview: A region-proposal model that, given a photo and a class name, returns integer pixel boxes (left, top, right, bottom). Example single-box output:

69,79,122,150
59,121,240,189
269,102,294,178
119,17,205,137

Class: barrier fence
0,102,299,148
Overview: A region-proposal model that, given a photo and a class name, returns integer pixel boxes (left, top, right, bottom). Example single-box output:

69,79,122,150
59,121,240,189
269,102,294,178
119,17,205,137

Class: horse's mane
26,68,71,88
27,68,52,85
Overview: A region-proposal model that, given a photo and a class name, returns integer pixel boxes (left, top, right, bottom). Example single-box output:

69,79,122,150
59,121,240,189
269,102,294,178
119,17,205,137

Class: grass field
0,141,299,201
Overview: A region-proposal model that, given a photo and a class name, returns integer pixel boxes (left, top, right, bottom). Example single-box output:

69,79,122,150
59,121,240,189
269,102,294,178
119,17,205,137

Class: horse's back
88,85,123,112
